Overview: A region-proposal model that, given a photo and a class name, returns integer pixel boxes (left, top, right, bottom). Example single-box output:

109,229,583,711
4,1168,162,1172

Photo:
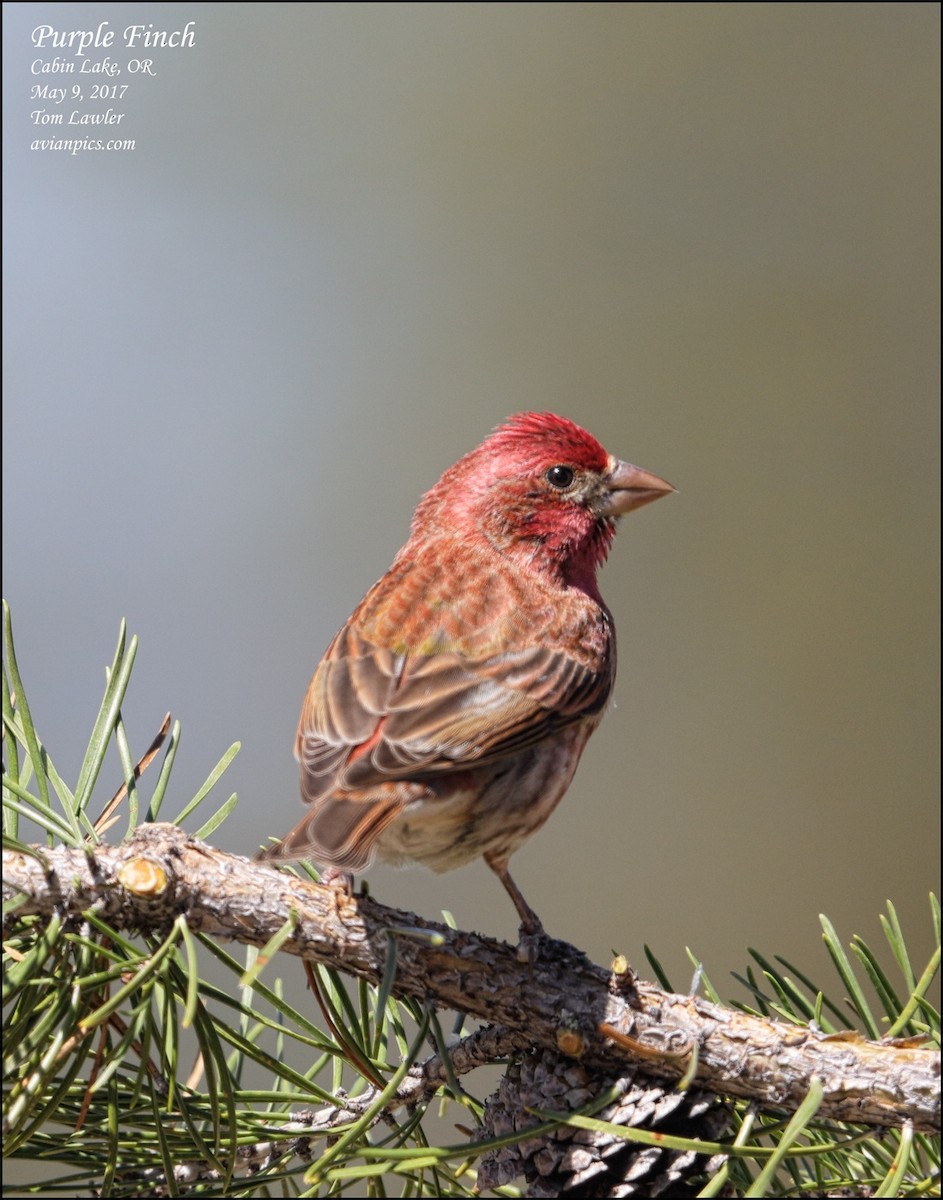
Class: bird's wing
294,619,613,807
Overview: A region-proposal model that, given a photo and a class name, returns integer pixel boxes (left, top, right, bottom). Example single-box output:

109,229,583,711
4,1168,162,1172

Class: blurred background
3,2,939,992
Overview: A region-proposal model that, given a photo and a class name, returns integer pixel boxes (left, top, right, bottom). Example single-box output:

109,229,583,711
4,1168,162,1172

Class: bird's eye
545,464,575,490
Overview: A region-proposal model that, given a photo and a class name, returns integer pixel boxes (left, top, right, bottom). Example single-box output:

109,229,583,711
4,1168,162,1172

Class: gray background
3,2,939,994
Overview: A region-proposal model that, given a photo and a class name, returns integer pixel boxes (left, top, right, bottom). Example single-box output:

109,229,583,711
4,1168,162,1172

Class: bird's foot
515,919,548,964
319,866,354,893
317,867,356,932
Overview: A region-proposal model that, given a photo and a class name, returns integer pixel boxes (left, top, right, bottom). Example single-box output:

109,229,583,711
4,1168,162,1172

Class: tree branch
3,823,938,1134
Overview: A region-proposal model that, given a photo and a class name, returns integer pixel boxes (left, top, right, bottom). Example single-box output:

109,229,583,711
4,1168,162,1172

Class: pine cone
477,1047,730,1197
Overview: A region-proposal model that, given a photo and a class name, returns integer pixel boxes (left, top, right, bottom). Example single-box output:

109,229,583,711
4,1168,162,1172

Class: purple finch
260,413,673,936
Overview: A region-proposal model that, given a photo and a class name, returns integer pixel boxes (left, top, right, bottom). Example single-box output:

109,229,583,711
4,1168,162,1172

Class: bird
259,412,673,939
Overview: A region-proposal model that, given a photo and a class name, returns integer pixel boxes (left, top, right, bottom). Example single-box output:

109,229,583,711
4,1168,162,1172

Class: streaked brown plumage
259,412,673,935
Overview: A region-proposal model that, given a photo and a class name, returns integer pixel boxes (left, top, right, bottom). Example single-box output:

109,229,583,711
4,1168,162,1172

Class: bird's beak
601,457,676,516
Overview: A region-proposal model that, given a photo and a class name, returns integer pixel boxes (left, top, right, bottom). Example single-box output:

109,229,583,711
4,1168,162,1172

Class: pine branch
50,1024,533,1195
4,823,939,1135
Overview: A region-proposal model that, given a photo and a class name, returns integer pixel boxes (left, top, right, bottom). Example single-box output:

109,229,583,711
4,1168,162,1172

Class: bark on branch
3,823,938,1134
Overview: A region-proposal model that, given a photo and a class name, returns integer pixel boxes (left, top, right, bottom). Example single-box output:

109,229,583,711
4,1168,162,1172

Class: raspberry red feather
260,413,673,938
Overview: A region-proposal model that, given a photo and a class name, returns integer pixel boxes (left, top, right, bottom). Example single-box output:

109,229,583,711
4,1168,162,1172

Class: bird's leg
485,853,546,960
